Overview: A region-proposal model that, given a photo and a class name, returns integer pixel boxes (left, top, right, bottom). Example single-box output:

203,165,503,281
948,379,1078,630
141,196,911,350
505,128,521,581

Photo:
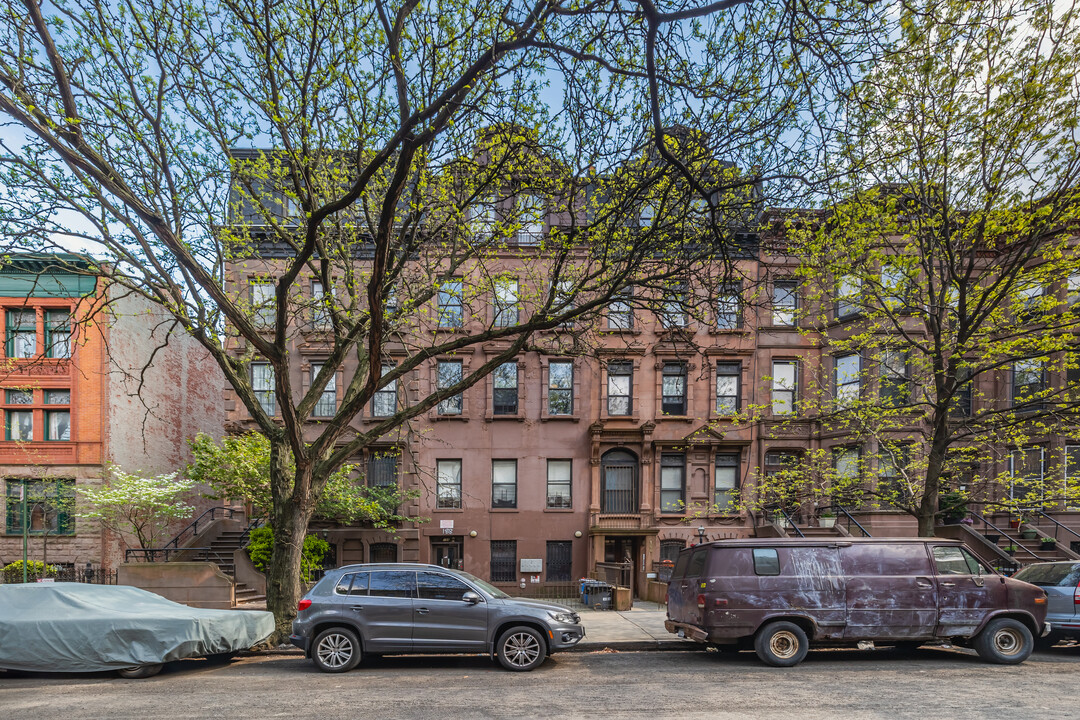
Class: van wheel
116,663,163,679
496,626,547,671
754,621,809,667
312,628,362,673
973,618,1033,664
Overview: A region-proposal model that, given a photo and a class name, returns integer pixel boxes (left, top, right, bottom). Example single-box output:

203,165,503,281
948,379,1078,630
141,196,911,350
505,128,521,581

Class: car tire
312,628,362,673
754,621,809,667
496,626,547,672
116,663,163,679
973,618,1033,664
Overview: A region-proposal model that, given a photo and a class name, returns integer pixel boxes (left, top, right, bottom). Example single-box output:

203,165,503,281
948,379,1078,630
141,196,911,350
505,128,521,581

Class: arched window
369,542,398,564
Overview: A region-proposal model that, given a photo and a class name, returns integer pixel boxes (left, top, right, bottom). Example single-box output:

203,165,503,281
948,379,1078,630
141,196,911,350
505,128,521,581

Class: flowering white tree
77,466,196,550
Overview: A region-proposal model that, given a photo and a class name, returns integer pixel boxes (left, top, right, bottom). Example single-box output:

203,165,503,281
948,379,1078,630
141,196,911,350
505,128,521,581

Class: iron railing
125,546,234,565
822,503,873,537
969,510,1043,563
161,506,240,552
762,505,805,537
1,565,117,585
1030,509,1080,552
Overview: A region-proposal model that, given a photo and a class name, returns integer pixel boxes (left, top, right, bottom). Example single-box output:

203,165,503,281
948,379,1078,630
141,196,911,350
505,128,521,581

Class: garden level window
436,460,462,509
548,362,573,415
436,360,463,415
493,362,518,415
6,309,35,359
492,460,517,509
546,460,572,509
372,364,398,417
5,479,75,535
490,540,516,583
660,454,685,514
715,362,740,415
607,361,633,416
714,454,740,512
661,363,687,415
546,541,573,582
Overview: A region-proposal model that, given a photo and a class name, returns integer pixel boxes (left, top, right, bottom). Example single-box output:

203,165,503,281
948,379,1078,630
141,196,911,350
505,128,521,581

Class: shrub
3,560,60,583
246,526,330,583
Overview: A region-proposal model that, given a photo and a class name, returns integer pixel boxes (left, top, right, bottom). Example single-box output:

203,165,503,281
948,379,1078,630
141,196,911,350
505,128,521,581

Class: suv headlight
549,611,578,624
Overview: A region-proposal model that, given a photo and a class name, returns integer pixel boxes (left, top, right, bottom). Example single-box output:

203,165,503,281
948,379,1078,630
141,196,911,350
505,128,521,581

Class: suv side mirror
462,591,482,605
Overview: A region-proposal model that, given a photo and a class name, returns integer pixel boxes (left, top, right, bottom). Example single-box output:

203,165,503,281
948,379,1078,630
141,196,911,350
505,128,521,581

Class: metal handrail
162,506,238,551
1030,509,1080,544
824,503,872,537
762,505,804,538
238,514,266,546
969,510,1046,562
125,546,233,565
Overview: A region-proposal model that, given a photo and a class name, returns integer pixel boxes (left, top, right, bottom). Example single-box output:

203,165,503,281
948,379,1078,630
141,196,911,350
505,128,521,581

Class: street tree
0,0,882,636
76,465,196,550
760,0,1080,536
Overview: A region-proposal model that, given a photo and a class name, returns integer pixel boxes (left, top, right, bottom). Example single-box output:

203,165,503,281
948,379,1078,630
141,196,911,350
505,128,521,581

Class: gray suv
290,563,585,672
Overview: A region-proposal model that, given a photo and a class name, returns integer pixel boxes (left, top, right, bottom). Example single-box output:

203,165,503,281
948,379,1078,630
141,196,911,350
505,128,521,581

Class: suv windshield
1014,563,1080,587
456,570,511,598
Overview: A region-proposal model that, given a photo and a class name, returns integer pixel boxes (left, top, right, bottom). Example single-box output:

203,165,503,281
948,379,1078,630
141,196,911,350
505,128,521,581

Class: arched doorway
601,449,638,514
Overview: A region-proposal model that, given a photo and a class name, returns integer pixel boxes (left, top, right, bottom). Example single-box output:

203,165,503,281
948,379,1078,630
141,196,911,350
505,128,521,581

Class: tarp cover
0,583,274,672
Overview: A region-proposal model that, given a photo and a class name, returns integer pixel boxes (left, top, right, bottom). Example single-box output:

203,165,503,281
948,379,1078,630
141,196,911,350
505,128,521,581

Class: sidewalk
571,601,693,652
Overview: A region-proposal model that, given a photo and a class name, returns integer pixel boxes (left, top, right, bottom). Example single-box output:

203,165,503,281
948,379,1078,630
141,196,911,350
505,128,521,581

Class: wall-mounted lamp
469,530,478,538
697,526,706,541
574,530,582,538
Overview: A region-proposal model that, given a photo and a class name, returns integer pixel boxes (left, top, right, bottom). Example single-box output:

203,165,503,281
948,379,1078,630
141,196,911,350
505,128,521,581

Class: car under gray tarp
0,583,274,672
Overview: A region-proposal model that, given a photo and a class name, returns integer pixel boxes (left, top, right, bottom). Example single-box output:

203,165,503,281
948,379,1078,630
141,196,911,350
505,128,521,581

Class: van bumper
665,620,709,643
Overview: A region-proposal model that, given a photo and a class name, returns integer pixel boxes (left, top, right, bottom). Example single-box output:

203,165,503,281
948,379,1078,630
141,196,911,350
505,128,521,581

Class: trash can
581,580,613,610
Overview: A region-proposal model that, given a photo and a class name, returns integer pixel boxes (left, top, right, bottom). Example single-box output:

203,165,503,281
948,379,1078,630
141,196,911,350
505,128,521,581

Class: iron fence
1,565,117,585
524,581,585,610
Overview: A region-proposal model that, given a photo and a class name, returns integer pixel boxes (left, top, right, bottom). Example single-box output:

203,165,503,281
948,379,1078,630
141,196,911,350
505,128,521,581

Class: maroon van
665,538,1049,666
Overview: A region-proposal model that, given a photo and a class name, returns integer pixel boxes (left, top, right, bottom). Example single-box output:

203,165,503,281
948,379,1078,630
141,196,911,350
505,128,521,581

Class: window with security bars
436,459,462,509
714,453,739,511
660,540,685,564
45,310,71,358
251,362,275,415
661,362,687,415
5,479,75,535
490,540,517,582
493,362,518,415
546,541,573,582
660,454,685,513
492,460,517,509
436,360,463,415
607,361,632,415
715,362,740,415
311,363,336,417
367,454,398,488
548,362,573,415
372,364,398,417
716,282,741,330
6,309,35,359
546,459,572,508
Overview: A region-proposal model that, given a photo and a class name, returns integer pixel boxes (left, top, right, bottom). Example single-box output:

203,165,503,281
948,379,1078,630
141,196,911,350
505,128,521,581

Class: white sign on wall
439,520,454,530
520,558,542,573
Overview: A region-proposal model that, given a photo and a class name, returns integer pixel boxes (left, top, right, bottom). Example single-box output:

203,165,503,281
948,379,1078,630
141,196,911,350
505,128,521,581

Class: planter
1020,529,1038,540
819,516,837,528
1003,547,1018,557
1009,519,1023,529
1041,539,1057,549
983,534,1001,545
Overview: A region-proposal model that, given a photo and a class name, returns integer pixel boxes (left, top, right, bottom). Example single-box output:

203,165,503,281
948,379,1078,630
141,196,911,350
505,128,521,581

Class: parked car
1012,561,1080,648
290,563,585,672
665,538,1049,667
0,583,274,678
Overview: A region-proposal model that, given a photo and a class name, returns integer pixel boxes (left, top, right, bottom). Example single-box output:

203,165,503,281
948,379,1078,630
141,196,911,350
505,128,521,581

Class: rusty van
664,538,1049,666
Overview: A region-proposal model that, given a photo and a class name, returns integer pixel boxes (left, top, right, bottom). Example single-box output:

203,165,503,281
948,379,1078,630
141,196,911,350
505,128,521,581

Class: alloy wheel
503,632,541,668
316,632,355,669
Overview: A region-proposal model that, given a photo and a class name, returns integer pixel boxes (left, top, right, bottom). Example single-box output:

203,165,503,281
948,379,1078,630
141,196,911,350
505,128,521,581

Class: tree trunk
918,415,951,537
264,442,314,644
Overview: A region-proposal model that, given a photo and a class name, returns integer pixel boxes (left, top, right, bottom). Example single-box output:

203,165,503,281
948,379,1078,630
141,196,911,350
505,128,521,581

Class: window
1010,446,1046,504
5,410,32,441
368,571,415,598
6,389,31,405
45,389,70,405
310,281,330,329
771,361,797,415
716,282,742,330
250,281,275,327
638,202,656,227
772,281,797,326
836,275,860,319
492,362,518,415
546,541,573,582
833,446,861,501
552,278,575,326
607,361,633,416
661,362,687,415
372,364,398,417
659,540,685,565
753,548,780,576
546,459,572,508
311,363,336,417
880,349,909,406
950,368,973,417
659,282,687,328
877,445,911,508
1018,282,1044,316
346,572,370,596
370,543,398,563
1066,445,1080,510
490,540,517,582
492,459,517,509
251,362,275,415
715,362,740,415
835,353,861,407
5,479,75,535
714,453,740,511
660,454,685,513
608,287,634,329
436,459,462,509
384,283,398,316
436,360,463,415
367,452,398,488
517,194,543,245
45,310,71,358
1013,359,1044,408
469,196,495,240
45,411,69,441
6,309,35,358
932,546,986,576
417,571,472,601
437,279,464,328
547,361,573,415
493,277,519,327
881,263,909,310
1068,273,1080,306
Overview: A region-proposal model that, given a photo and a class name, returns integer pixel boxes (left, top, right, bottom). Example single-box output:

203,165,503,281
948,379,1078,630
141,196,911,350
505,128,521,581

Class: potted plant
983,533,1001,545
938,490,968,525
819,510,837,529
1009,517,1023,529
1020,527,1038,540
1040,536,1057,549
1003,544,1019,557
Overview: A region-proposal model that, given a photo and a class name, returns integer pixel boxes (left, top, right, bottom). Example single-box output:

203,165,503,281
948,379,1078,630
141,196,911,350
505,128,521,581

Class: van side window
686,549,708,578
672,552,692,580
753,548,780,576
932,546,970,575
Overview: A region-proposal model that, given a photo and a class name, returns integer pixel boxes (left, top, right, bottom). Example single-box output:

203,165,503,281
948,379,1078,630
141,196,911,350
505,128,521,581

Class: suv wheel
496,626,547,671
312,628,362,673
754,621,809,667
973,618,1033,664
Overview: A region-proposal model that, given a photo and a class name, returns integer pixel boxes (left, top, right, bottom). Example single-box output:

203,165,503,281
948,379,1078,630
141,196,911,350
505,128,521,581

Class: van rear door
668,547,709,625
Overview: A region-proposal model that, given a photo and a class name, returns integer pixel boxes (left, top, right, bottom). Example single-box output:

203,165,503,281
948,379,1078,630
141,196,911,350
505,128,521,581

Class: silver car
1012,561,1079,648
290,563,585,672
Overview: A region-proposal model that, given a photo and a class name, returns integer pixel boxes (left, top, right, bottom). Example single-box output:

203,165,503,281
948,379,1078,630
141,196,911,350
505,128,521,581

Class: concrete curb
239,640,697,658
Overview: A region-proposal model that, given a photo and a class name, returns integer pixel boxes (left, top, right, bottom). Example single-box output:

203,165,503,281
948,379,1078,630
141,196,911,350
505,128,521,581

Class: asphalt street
2,646,1078,720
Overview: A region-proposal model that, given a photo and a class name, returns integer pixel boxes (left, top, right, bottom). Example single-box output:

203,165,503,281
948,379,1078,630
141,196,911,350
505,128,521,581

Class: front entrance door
432,537,464,571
